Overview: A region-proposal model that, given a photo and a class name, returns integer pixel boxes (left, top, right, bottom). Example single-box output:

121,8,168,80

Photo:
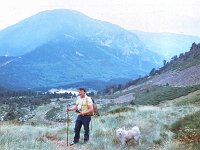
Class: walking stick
66,104,69,146
90,117,92,131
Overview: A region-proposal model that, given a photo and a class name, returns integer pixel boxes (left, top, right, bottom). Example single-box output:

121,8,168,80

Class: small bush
171,110,200,148
107,106,135,114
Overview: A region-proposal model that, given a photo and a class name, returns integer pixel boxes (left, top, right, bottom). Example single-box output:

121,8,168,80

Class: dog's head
116,127,125,137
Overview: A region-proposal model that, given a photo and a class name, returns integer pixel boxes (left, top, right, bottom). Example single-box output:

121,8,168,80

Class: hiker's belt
78,115,91,117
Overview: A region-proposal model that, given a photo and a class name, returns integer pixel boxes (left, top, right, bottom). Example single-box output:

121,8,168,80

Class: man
66,87,93,145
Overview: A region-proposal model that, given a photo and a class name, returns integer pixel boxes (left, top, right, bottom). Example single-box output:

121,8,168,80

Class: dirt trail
42,130,74,150
44,130,90,150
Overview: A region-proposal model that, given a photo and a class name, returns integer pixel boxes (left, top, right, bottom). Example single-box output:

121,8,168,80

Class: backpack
86,97,99,116
91,98,99,116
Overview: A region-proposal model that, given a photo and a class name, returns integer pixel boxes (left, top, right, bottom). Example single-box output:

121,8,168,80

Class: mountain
0,9,162,90
131,30,200,60
0,9,159,58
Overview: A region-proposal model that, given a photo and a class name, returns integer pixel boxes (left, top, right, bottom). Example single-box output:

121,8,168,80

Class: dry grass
1,90,200,150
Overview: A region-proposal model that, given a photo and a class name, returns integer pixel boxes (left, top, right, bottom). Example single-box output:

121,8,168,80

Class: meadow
1,88,200,150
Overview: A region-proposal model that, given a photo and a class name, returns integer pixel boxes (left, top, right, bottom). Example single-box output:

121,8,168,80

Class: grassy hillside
1,87,200,150
1,104,199,150
131,85,200,105
99,84,200,106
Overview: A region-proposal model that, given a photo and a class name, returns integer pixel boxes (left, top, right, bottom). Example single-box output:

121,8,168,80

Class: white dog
116,126,141,145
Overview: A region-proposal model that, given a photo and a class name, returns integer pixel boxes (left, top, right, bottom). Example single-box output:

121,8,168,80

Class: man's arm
66,104,78,112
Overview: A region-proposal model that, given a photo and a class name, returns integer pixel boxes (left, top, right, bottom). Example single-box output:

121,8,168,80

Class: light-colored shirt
76,95,93,112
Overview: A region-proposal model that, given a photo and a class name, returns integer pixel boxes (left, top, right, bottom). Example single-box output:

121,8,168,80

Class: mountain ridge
0,9,162,90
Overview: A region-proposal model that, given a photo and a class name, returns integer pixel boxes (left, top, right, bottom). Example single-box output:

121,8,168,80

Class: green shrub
171,110,200,149
107,106,135,114
131,85,200,105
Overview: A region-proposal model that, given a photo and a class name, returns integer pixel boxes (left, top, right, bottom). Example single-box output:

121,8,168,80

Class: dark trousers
74,115,91,143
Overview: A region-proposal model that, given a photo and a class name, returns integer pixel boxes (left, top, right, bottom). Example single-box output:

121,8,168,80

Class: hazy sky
0,0,200,36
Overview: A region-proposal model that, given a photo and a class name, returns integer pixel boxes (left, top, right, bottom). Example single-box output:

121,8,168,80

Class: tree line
102,42,200,95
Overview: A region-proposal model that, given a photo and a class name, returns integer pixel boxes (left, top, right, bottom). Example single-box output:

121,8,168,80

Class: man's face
79,90,85,98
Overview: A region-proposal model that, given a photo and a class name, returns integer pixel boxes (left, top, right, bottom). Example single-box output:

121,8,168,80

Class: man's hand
66,108,70,112
79,111,85,116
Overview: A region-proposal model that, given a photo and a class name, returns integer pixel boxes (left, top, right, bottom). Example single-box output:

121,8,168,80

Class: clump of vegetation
131,85,200,105
45,107,61,120
175,90,200,106
171,110,200,149
107,106,135,114
45,106,66,122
